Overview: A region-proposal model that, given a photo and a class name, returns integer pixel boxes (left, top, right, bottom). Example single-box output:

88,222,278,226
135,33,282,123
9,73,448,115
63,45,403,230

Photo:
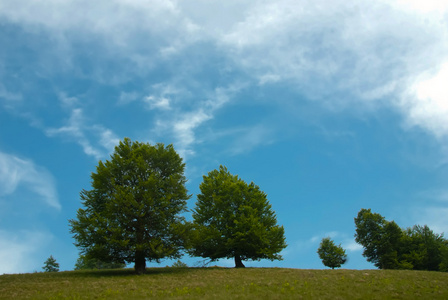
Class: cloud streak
45,95,120,160
0,152,60,210
1,0,448,154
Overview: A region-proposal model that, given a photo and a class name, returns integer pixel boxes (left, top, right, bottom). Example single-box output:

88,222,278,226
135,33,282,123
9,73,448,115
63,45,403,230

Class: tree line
355,208,448,271
69,138,286,274
317,208,448,271
65,138,447,274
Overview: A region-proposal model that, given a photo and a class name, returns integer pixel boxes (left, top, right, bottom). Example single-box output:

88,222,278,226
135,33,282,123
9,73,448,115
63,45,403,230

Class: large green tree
317,237,347,269
69,138,191,274
190,165,286,268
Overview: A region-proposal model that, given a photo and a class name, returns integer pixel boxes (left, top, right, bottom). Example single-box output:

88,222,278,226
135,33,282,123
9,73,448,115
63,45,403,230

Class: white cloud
3,0,448,152
216,0,448,139
145,96,171,110
0,0,201,68
58,92,78,108
0,230,53,274
0,152,60,210
402,62,448,139
46,95,120,160
46,108,102,159
258,73,281,85
343,240,363,252
0,84,22,104
172,109,212,158
143,83,189,111
395,0,448,13
118,91,139,105
99,129,121,152
150,84,244,159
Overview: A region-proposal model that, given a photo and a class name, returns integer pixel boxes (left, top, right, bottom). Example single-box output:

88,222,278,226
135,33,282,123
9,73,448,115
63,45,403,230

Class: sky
1,0,448,274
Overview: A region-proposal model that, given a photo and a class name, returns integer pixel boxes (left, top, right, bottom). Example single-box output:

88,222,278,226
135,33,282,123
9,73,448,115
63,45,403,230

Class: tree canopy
355,208,448,271
317,237,347,269
74,255,126,270
190,165,287,268
69,138,191,274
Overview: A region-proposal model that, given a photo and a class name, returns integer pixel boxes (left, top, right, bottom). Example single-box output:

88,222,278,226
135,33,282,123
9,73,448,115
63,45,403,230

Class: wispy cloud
172,109,212,158
119,84,182,111
143,83,181,111
118,91,139,105
2,0,448,154
0,0,201,78
0,152,60,210
0,84,22,105
150,84,245,159
217,0,448,139
394,0,448,13
344,240,363,252
230,124,275,155
45,95,120,160
145,96,171,110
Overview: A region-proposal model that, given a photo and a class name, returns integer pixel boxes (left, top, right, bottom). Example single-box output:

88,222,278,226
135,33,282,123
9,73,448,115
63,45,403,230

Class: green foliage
400,225,448,271
42,255,59,272
171,259,188,268
190,165,287,268
317,237,347,269
355,208,448,271
69,138,191,274
439,244,448,272
74,254,126,270
354,209,405,269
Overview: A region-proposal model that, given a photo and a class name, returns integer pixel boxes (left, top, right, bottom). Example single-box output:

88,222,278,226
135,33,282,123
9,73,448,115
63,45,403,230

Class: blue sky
1,0,448,273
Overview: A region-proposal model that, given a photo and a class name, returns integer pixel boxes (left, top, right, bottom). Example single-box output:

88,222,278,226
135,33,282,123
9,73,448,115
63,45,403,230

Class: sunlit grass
1,267,447,299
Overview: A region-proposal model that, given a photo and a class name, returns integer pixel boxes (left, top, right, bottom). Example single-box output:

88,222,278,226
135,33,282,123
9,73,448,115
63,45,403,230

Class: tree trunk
134,217,146,275
134,250,146,274
235,255,245,268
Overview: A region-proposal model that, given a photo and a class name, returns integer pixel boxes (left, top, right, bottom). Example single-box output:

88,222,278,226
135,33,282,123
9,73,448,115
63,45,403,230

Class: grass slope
1,267,447,299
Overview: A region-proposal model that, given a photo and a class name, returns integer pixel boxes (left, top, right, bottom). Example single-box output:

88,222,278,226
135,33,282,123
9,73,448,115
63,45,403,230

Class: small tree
171,259,188,268
190,165,287,268
43,255,60,272
317,237,347,269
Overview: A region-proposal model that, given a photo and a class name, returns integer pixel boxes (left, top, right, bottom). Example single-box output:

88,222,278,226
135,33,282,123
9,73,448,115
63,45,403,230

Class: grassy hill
1,267,447,299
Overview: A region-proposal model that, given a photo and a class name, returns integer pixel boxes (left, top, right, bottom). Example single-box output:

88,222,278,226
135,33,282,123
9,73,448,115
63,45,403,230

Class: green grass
1,267,447,299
